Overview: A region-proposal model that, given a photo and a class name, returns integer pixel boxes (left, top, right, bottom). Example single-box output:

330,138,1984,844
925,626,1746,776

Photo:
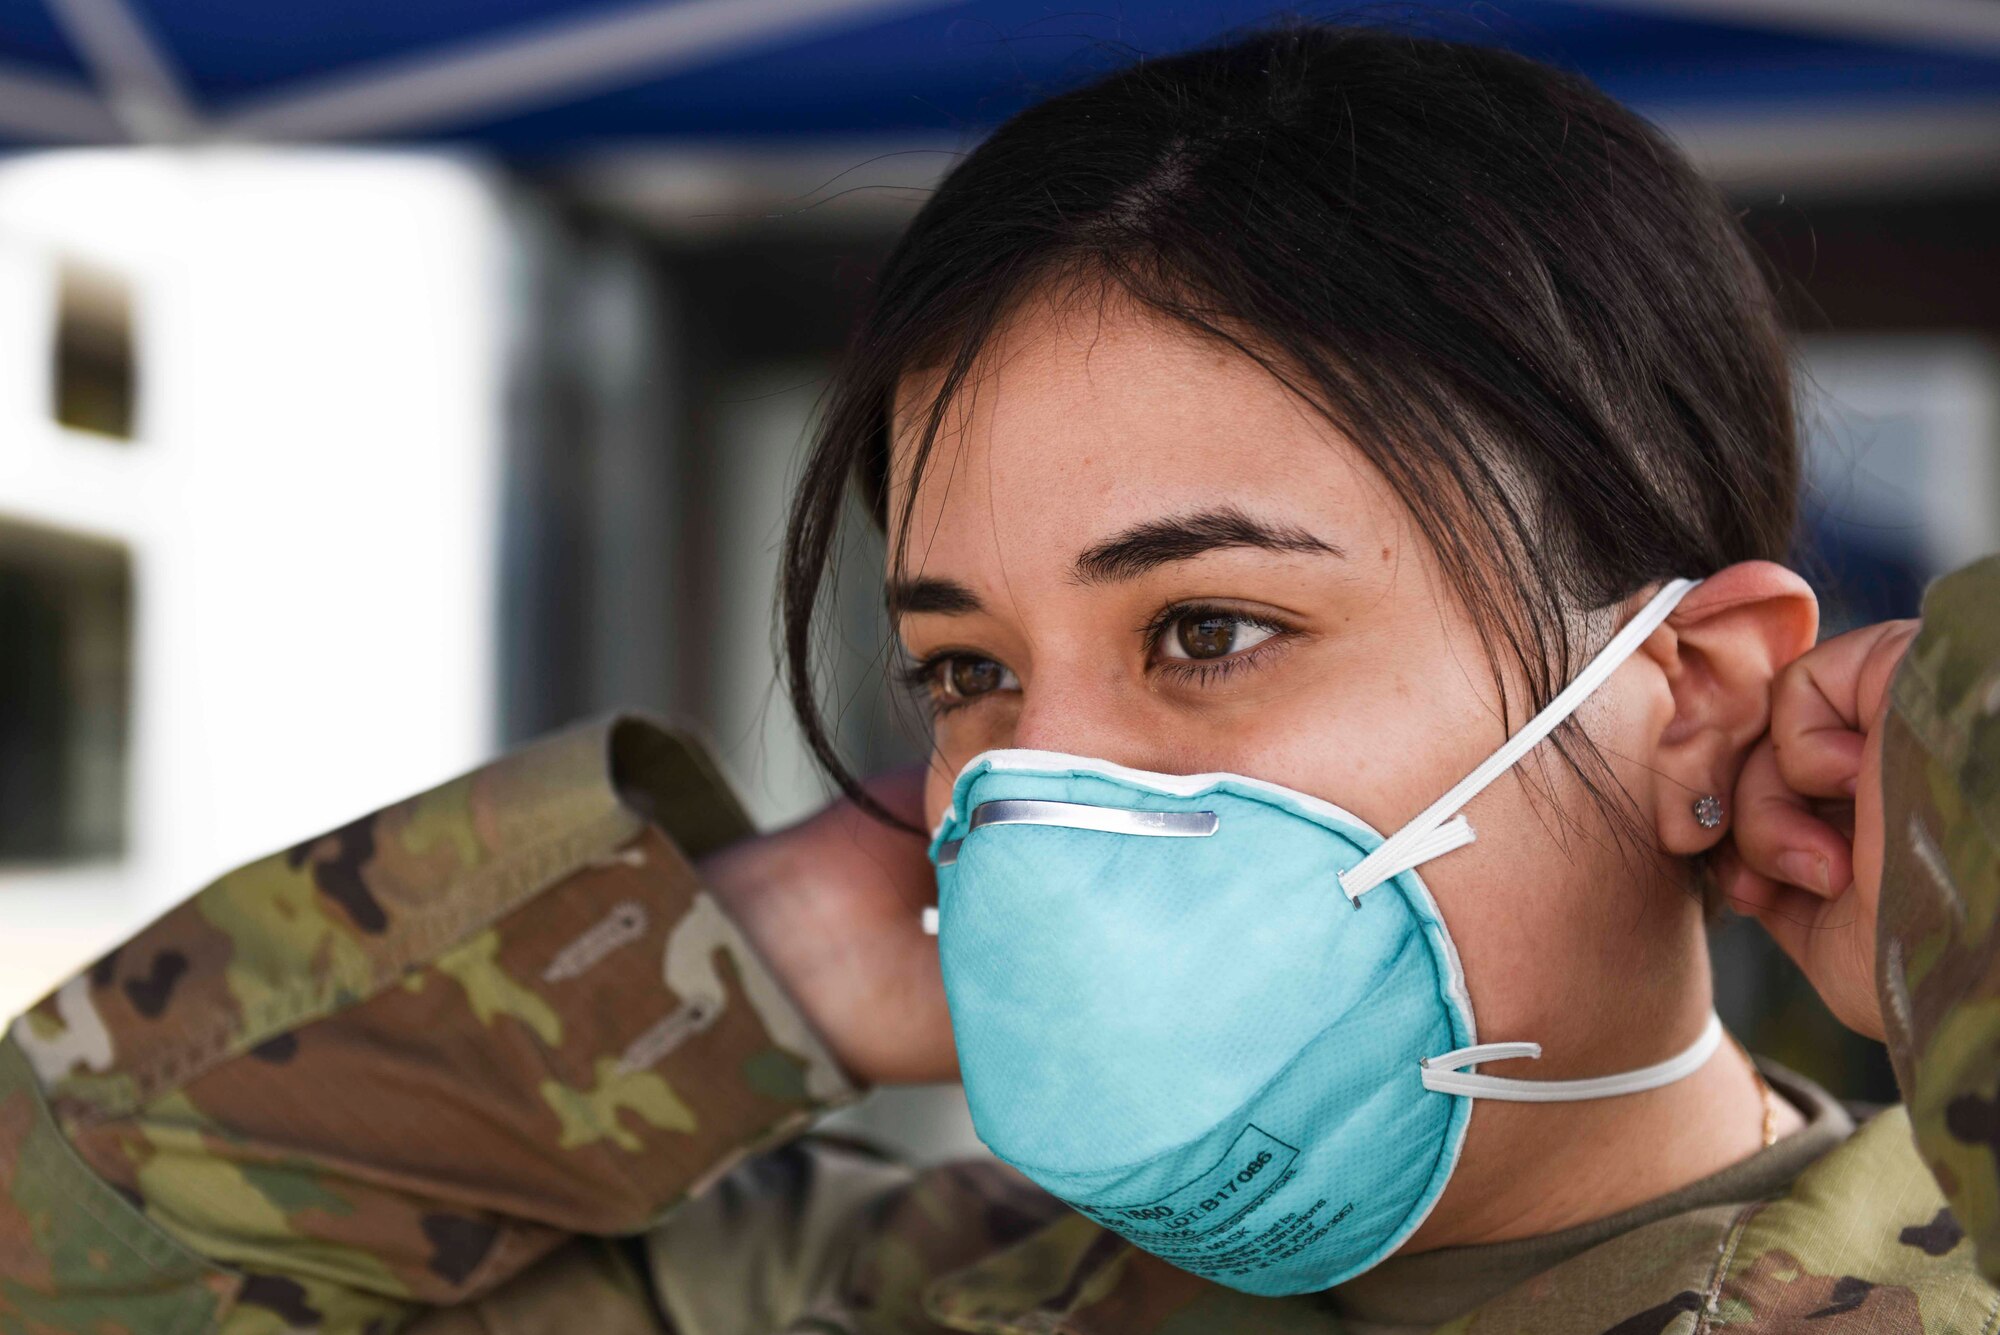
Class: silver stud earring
1693,794,1725,830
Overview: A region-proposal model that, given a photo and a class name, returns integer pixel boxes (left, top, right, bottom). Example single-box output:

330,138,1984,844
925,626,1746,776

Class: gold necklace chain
1730,1034,1779,1148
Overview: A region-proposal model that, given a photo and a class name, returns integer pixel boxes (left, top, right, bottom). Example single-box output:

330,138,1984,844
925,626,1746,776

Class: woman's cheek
932,701,1016,770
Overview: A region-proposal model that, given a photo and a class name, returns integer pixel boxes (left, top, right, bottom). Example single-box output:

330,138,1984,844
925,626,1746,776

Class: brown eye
936,654,1018,702
1157,610,1279,662
1177,613,1238,659
952,655,1008,699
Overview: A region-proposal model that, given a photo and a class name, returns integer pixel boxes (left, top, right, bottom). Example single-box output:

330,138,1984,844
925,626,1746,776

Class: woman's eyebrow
1072,505,1344,584
887,575,984,617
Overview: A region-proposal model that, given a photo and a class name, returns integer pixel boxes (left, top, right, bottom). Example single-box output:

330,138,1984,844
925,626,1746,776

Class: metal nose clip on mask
926,579,1726,1296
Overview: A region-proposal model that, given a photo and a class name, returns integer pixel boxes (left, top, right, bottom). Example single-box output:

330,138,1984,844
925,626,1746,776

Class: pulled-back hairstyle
781,23,1797,834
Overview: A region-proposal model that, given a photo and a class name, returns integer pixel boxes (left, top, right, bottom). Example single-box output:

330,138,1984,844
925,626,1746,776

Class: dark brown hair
781,23,1797,835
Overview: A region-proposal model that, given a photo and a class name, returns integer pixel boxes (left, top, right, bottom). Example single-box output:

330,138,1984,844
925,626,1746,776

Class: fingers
1726,619,1916,898
1728,735,1852,899
1712,843,1821,970
1717,617,1913,1046
1767,620,1918,799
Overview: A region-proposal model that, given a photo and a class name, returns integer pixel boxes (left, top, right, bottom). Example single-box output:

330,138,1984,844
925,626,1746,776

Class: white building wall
0,150,507,1017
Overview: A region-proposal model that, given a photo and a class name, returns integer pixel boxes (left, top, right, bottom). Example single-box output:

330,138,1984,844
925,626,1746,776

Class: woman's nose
1008,680,1180,775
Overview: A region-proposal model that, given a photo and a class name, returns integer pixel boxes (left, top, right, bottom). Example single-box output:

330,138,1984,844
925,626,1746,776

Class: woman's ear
1638,561,1818,855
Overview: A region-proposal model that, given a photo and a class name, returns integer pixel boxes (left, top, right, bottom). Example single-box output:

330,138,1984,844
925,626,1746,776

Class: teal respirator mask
922,578,1724,1296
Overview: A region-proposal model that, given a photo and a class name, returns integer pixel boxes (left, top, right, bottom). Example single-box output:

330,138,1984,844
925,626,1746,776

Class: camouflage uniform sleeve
0,715,862,1334
1875,555,2000,1283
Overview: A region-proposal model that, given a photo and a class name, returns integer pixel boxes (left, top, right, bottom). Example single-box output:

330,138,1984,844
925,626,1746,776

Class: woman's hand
699,767,955,1085
1716,618,1922,1041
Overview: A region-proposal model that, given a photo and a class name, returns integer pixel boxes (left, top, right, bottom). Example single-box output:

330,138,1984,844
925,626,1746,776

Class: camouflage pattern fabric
2,717,857,1334
1880,555,2000,1285
2,556,1998,1334
405,1238,664,1335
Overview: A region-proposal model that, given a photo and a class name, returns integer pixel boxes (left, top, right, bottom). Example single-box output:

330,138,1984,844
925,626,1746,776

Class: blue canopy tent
0,0,1998,149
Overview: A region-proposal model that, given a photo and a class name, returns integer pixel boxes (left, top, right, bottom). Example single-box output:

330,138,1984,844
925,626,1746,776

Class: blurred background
0,0,1996,1162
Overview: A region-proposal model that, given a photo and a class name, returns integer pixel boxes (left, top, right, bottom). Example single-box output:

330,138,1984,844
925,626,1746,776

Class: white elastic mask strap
1338,578,1698,902
1420,1012,1725,1102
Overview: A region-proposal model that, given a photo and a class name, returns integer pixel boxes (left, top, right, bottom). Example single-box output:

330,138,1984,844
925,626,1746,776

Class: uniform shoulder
1713,1108,1994,1329
1457,1108,1992,1334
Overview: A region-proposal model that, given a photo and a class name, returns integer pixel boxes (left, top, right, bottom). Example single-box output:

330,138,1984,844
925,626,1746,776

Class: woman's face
887,288,1713,1109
